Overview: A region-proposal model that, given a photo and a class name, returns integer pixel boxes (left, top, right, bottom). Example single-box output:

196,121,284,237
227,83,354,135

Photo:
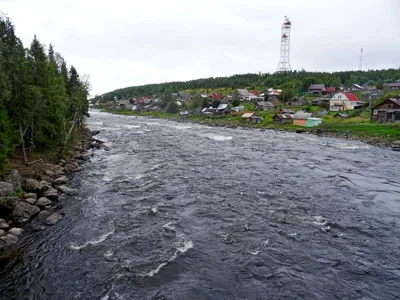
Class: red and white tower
276,16,292,72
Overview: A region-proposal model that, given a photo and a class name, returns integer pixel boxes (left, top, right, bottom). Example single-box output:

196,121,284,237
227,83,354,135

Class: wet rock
5,169,22,191
40,181,52,192
0,234,19,248
42,188,59,200
11,201,40,223
0,181,14,197
0,229,6,237
45,212,61,225
38,210,51,221
25,198,36,205
92,130,100,135
0,197,19,219
36,197,52,208
44,169,55,177
23,178,41,192
64,164,77,173
9,227,23,236
24,193,37,200
0,221,10,229
57,185,78,195
55,169,65,176
53,176,68,185
59,159,66,166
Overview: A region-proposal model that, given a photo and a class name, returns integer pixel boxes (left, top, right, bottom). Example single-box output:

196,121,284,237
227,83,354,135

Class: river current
1,110,400,299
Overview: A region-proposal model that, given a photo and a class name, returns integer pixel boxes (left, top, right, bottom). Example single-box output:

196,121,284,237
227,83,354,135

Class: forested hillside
0,14,90,176
99,69,400,101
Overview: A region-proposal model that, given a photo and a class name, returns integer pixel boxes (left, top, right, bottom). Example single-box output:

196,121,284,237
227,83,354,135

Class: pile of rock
391,141,400,151
0,128,105,251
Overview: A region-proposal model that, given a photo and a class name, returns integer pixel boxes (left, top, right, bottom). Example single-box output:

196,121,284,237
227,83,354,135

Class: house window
373,110,378,115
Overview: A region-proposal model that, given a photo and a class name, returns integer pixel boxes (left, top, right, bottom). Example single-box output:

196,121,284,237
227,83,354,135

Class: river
1,110,400,300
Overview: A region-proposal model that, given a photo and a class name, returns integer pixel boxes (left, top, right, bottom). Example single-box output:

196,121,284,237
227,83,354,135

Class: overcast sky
2,0,400,95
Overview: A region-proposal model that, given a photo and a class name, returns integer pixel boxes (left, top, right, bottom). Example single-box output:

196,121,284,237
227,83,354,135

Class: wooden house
241,112,263,123
273,114,292,124
334,113,349,119
371,96,400,123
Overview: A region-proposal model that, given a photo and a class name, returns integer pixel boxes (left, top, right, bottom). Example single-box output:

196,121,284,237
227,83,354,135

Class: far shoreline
97,109,400,150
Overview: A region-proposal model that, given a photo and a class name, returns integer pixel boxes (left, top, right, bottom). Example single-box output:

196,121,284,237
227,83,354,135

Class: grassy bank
110,109,400,146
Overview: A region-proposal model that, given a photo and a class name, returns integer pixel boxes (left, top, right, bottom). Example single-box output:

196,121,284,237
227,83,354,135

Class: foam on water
203,134,233,141
70,227,115,250
140,236,193,278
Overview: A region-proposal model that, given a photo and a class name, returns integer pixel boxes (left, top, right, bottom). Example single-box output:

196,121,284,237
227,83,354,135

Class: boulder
59,159,66,166
38,210,51,221
57,185,78,195
0,197,19,219
42,188,59,200
64,164,76,173
36,197,52,208
0,234,19,248
11,201,40,223
0,181,14,197
8,227,23,236
5,169,22,191
44,169,55,177
25,198,37,205
53,176,68,186
0,221,10,230
23,193,37,200
45,213,61,225
0,229,6,237
55,169,65,176
23,178,41,192
40,181,52,192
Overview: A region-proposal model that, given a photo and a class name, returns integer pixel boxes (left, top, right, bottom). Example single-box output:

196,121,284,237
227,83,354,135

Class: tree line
98,68,400,102
0,14,90,176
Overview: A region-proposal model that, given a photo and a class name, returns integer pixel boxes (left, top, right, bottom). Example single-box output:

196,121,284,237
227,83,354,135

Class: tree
0,103,11,176
165,101,179,114
231,98,240,107
376,80,384,89
278,88,295,103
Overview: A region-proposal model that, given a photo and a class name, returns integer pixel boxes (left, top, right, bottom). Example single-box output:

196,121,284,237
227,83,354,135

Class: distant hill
98,69,400,102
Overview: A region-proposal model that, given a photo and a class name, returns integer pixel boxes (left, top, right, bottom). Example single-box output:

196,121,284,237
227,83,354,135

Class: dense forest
98,68,400,102
0,14,90,177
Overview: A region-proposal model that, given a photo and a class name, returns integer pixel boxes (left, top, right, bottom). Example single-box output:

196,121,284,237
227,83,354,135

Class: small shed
273,114,292,124
293,112,313,126
306,117,322,127
232,106,245,112
256,101,275,110
318,109,327,116
216,103,231,114
334,113,349,119
242,112,263,124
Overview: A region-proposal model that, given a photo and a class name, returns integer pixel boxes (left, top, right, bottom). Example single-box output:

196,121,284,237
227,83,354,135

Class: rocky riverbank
0,128,107,251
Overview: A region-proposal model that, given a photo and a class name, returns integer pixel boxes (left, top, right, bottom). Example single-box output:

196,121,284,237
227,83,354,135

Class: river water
1,110,400,300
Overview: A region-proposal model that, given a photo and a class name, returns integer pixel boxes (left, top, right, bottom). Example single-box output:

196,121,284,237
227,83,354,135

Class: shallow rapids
1,111,399,299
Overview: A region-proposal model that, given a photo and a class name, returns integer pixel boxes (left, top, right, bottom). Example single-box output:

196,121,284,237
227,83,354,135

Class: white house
330,92,365,111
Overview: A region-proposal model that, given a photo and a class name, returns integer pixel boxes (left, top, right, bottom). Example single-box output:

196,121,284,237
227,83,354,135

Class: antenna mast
359,48,363,71
276,16,292,72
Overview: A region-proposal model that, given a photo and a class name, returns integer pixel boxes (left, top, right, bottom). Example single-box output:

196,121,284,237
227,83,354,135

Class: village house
371,95,400,123
308,84,326,94
362,90,382,101
279,108,295,116
293,112,322,127
289,96,307,106
311,97,331,106
347,83,365,91
215,103,231,114
241,112,263,123
273,113,292,124
385,82,400,90
256,101,275,110
210,93,224,100
267,88,282,101
329,92,365,111
234,89,253,101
